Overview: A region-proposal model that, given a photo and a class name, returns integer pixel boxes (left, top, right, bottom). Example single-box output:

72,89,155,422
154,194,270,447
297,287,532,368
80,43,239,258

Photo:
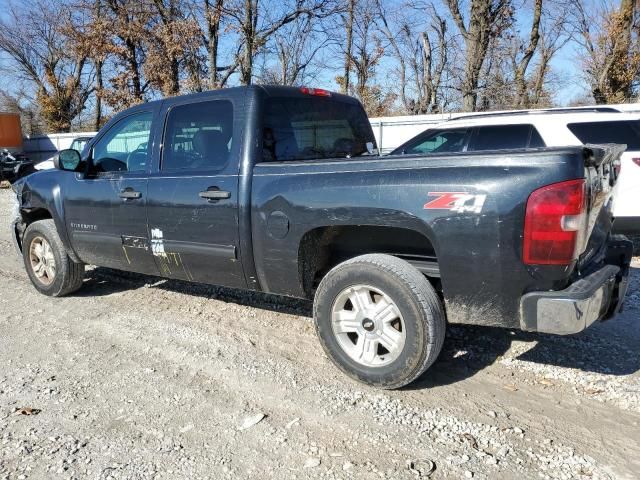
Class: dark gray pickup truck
10,86,633,388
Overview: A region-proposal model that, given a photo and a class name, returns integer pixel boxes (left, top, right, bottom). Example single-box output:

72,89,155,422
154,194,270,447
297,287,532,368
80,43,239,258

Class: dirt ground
0,188,639,480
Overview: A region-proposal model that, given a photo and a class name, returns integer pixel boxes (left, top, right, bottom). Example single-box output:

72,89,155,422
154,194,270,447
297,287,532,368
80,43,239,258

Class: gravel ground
0,188,639,480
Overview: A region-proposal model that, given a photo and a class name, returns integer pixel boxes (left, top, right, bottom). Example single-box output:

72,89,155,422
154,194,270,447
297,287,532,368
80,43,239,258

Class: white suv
391,109,640,234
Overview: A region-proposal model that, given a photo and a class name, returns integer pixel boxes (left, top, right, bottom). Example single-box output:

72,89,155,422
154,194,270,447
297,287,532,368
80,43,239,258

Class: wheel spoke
33,243,44,260
333,309,360,333
372,298,399,324
378,324,403,354
355,335,377,364
349,288,373,314
34,261,45,275
45,265,56,280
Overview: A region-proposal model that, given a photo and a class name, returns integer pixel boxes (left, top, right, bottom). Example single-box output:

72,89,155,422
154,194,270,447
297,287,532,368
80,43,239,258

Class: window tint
162,100,233,171
263,97,376,162
395,129,468,155
92,112,152,173
467,124,541,151
529,127,545,148
567,120,640,150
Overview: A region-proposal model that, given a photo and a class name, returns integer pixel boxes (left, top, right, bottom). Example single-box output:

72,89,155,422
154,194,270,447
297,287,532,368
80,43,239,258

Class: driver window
162,100,233,171
92,112,152,174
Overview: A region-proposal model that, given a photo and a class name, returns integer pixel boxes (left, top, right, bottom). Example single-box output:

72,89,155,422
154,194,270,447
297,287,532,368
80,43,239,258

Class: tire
313,254,446,389
22,219,85,297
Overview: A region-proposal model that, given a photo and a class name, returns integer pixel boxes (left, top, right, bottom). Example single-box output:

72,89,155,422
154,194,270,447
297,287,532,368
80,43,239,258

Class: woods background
0,0,638,134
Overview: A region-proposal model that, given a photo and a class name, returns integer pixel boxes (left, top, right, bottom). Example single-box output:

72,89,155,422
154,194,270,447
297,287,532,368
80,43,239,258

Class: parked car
10,86,632,388
1,149,34,183
391,109,640,234
35,135,95,171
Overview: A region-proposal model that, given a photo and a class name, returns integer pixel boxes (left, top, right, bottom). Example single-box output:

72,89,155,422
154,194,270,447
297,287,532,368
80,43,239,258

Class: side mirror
55,149,81,171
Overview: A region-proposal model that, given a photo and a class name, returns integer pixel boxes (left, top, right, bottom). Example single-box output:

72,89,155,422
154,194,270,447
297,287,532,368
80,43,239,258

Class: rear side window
567,120,640,150
467,124,544,151
394,128,468,155
162,100,233,171
262,97,376,162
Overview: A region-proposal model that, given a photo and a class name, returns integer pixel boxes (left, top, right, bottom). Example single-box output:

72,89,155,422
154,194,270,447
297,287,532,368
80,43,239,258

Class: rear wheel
23,219,85,297
313,254,446,389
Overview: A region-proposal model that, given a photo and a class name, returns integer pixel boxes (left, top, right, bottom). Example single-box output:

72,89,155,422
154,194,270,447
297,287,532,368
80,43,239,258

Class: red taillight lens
300,87,332,97
632,158,640,167
523,179,587,265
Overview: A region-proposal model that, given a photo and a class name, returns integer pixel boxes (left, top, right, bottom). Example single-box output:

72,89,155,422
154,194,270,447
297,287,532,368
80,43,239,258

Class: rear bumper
520,237,633,335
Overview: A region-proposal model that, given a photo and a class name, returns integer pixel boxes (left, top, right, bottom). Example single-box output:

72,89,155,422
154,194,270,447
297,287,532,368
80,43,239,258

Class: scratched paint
149,228,193,280
151,228,166,256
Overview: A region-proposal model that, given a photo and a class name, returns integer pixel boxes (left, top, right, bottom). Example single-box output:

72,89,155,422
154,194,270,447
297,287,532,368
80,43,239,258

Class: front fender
13,172,81,263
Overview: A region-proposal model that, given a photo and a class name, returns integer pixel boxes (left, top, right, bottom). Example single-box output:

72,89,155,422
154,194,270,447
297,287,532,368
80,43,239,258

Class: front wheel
313,254,446,389
22,219,85,297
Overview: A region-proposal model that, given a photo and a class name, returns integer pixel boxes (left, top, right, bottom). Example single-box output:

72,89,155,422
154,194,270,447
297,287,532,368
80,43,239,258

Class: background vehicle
391,110,640,234
0,113,34,182
35,135,95,171
10,86,632,389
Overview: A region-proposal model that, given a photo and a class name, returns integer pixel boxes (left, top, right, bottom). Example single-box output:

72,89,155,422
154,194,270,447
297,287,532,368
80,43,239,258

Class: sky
0,0,609,115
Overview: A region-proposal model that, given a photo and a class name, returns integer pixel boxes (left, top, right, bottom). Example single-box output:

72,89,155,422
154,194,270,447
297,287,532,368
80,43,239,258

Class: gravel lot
0,187,639,480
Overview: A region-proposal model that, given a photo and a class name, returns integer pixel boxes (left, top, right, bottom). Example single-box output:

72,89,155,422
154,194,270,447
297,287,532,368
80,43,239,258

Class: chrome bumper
520,238,632,335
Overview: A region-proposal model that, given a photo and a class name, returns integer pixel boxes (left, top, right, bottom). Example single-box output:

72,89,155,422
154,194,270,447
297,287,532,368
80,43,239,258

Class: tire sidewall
314,262,432,386
22,223,67,296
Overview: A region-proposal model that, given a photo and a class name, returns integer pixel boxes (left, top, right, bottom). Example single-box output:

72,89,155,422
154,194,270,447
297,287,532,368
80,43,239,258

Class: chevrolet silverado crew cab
10,86,633,389
391,109,640,234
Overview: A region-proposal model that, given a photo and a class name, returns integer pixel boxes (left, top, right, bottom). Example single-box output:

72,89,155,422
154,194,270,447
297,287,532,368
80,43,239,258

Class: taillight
632,158,640,167
300,87,332,97
523,179,587,265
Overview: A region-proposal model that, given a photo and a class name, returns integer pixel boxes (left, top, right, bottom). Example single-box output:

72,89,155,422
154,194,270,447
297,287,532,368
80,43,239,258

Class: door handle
199,188,231,201
119,189,142,199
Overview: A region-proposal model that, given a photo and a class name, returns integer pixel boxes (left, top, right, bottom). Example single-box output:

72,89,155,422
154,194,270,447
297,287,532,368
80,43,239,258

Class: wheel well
298,225,439,297
15,208,53,251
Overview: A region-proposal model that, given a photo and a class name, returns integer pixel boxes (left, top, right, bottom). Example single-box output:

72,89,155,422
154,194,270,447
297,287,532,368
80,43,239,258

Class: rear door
146,98,246,288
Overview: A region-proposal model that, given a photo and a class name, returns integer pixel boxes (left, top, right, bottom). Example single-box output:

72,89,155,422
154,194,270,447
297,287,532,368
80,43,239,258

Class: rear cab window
262,95,376,162
567,120,640,149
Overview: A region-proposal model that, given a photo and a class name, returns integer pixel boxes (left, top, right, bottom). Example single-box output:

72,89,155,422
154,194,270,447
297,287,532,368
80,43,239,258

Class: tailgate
577,143,625,268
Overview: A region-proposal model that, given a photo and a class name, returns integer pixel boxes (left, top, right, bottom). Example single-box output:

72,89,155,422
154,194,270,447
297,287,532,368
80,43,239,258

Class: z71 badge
424,192,487,214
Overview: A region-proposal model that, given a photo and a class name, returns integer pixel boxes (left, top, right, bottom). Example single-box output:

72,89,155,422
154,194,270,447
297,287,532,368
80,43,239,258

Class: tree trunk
95,60,103,130
205,0,224,88
343,0,355,94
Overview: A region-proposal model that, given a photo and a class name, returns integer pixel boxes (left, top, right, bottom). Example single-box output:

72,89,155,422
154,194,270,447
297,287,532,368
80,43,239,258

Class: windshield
262,96,376,162
70,137,92,153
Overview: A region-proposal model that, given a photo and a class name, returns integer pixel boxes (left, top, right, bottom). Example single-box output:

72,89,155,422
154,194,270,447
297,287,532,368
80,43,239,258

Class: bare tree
445,0,512,111
258,17,329,85
511,0,542,107
573,0,639,104
203,0,226,87
529,10,571,106
342,0,356,93
376,1,449,113
101,0,151,108
223,0,336,85
0,1,93,132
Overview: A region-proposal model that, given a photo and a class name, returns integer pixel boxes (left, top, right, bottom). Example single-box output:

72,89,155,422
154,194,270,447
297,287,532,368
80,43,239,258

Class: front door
146,98,245,288
64,110,159,275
